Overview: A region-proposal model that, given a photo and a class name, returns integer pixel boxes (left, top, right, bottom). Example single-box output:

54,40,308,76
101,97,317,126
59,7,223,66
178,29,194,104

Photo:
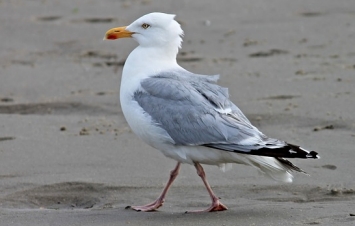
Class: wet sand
1,0,355,225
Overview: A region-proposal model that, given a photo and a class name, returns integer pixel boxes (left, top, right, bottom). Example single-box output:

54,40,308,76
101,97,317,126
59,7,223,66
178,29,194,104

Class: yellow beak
103,26,134,40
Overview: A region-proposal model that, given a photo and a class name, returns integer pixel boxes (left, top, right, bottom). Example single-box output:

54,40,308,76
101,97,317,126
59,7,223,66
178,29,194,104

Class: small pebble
79,128,90,135
295,70,307,75
0,97,14,102
255,116,262,121
330,188,342,195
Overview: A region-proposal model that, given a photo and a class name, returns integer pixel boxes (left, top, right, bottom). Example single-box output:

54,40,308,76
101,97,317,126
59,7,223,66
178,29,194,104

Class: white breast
119,47,178,149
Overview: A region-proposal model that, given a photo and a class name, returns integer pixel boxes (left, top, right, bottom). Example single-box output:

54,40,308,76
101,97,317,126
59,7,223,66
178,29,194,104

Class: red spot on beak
106,34,118,40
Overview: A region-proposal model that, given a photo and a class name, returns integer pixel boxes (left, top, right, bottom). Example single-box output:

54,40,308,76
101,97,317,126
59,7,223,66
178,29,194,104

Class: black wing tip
204,142,320,159
306,150,320,159
246,143,320,159
287,143,320,159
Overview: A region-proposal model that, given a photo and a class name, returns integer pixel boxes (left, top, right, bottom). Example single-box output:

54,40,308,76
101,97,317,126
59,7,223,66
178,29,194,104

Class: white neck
119,44,182,103
122,45,179,82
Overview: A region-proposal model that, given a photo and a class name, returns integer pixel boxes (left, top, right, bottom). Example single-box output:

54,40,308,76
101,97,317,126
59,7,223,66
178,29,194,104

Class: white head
105,13,184,55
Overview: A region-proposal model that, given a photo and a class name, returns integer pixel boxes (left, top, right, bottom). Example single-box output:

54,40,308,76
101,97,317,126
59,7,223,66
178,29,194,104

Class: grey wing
133,71,319,159
133,71,267,152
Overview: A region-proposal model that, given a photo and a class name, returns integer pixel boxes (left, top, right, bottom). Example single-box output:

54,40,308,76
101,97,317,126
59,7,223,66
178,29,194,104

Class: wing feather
134,70,264,146
133,70,319,159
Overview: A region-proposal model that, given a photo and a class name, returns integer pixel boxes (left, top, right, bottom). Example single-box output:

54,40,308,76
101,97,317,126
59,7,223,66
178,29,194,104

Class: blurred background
0,0,354,225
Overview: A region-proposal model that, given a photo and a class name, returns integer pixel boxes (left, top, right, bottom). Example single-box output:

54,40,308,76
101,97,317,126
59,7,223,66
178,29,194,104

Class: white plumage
104,12,319,212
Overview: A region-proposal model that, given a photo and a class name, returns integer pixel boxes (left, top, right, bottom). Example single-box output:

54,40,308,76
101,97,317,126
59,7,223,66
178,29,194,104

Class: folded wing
133,70,319,160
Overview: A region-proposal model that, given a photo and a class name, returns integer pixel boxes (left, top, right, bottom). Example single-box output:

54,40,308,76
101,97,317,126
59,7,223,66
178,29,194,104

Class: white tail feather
245,155,294,183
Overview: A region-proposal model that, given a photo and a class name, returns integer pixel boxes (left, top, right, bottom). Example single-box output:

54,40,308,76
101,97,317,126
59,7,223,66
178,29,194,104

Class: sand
1,0,355,225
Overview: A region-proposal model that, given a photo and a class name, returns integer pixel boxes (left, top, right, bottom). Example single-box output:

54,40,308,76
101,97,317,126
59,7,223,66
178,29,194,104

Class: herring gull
104,12,319,213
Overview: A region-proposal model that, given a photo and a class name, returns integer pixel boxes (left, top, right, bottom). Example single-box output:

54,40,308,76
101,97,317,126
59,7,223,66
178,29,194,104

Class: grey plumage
107,12,320,212
133,69,318,160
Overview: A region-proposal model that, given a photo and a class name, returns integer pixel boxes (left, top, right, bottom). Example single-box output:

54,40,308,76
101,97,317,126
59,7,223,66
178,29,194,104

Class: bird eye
141,23,150,29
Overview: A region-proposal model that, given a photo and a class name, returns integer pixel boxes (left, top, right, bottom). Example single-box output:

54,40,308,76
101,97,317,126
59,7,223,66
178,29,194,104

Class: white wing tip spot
215,108,232,114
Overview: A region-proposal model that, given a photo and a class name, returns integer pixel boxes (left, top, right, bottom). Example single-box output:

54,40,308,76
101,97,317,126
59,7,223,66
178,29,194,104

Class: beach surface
1,0,355,225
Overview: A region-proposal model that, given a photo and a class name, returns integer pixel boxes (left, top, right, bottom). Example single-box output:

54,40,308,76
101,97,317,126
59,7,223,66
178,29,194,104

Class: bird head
104,12,184,51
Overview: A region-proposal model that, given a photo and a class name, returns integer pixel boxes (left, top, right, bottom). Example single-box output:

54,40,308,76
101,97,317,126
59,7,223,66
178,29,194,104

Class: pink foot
126,198,164,212
188,163,228,213
126,162,181,212
186,199,228,213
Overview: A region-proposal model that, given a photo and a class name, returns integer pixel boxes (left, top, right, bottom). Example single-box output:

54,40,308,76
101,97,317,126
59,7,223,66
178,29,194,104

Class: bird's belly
160,145,248,165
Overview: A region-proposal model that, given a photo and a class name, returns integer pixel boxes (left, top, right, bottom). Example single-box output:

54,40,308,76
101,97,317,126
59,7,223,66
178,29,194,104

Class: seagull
104,12,319,213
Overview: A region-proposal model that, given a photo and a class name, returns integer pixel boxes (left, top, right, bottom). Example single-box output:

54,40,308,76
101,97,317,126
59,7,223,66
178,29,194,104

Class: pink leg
187,162,228,213
128,162,181,212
